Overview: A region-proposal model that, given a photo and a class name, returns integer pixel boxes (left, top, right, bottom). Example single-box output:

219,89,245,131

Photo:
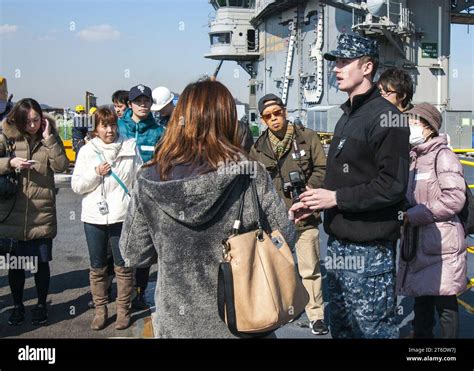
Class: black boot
88,295,95,309
31,303,48,325
131,288,149,311
8,304,25,326
436,295,459,338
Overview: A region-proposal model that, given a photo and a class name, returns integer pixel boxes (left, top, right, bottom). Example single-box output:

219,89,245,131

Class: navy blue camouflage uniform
326,237,398,338
322,33,410,339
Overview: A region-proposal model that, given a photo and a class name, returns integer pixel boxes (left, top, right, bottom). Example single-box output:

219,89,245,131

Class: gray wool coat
119,160,296,338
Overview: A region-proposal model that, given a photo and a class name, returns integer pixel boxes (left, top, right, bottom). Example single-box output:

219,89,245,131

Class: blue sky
450,24,473,110
0,0,472,110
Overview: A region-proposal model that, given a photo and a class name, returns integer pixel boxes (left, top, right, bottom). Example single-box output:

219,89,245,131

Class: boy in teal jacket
117,84,163,310
118,84,164,163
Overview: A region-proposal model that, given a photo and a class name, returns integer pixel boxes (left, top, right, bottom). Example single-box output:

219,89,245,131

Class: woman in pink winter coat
397,102,467,338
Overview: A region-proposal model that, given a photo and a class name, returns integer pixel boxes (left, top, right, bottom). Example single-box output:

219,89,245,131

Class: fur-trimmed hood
1,113,59,142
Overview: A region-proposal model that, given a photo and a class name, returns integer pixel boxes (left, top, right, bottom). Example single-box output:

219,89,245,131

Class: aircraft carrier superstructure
206,0,473,142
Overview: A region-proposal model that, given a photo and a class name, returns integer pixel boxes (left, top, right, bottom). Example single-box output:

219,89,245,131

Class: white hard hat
151,86,174,112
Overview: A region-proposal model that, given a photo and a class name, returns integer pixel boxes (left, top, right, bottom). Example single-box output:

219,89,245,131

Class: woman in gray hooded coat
119,79,296,338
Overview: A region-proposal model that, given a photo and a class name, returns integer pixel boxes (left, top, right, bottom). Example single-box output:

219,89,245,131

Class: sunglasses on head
262,108,284,121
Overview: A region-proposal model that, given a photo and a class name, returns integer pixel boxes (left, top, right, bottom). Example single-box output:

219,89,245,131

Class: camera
283,171,306,203
97,199,109,215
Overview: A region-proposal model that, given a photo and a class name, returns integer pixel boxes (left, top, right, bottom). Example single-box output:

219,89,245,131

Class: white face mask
409,125,425,146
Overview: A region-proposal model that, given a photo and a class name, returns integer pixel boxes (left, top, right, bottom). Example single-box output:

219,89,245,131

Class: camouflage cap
324,33,378,61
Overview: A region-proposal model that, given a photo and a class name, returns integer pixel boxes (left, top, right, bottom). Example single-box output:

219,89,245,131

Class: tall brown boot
89,267,109,330
114,265,133,330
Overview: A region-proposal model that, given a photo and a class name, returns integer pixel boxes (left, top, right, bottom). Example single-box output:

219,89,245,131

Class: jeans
72,127,88,153
135,267,151,291
84,223,125,268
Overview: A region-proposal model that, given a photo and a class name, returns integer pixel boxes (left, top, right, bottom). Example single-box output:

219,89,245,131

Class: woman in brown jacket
0,98,69,326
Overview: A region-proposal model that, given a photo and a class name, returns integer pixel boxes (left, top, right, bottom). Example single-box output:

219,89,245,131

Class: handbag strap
1,133,14,157
218,174,273,338
232,176,249,235
220,178,249,337
401,225,417,262
0,133,7,155
217,262,239,336
1,133,12,157
230,175,264,239
0,133,17,223
91,142,131,198
110,171,131,197
250,178,264,240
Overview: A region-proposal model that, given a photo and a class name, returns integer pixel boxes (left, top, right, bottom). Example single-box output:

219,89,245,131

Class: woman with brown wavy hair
119,79,295,338
153,79,244,179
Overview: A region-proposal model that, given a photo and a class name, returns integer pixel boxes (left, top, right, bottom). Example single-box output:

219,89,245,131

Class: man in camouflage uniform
290,33,409,338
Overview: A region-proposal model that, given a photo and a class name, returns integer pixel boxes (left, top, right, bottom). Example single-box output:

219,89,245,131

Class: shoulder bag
218,175,308,337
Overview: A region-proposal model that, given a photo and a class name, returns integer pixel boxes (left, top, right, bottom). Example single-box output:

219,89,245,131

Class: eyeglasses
262,109,283,121
379,89,397,98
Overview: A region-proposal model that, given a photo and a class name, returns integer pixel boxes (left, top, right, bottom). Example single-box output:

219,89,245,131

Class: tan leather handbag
218,176,309,337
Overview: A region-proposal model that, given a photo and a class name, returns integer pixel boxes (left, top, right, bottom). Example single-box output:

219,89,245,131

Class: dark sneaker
132,291,149,311
8,305,25,326
310,320,329,335
31,304,48,325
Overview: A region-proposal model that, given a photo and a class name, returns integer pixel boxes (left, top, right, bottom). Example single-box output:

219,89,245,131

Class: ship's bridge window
210,32,231,45
247,29,256,51
211,0,253,8
231,0,253,7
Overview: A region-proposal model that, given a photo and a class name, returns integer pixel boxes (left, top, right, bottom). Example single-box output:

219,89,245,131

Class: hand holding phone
9,157,33,170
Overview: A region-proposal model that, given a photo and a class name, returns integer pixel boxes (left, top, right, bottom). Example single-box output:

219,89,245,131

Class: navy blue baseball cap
129,84,153,102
